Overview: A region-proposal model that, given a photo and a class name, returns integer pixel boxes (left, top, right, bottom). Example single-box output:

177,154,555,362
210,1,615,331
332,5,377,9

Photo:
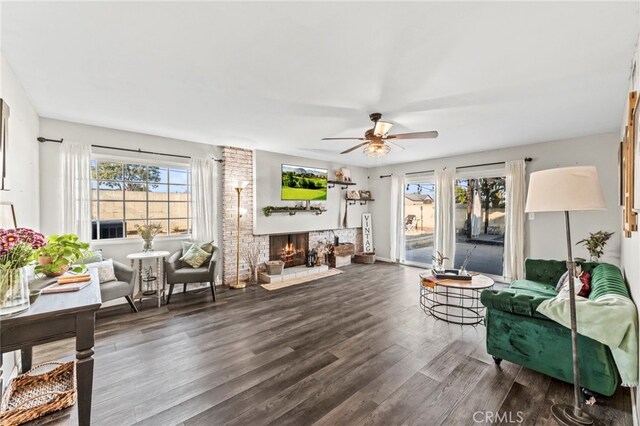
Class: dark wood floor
34,262,631,425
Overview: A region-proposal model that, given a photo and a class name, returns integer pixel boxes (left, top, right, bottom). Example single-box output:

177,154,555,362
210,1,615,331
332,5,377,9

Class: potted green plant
34,234,90,277
576,230,614,262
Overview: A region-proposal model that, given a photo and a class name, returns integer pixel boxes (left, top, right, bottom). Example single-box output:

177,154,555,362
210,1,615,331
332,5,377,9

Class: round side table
126,251,171,309
419,271,494,325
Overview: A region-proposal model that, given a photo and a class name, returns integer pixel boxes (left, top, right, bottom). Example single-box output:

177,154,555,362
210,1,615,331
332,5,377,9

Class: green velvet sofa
480,259,630,396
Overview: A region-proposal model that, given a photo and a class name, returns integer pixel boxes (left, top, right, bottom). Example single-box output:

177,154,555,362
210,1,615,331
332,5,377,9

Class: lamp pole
525,166,605,426
230,181,248,289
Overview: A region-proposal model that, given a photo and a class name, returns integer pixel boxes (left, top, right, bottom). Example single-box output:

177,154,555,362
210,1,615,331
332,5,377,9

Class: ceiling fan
322,113,438,157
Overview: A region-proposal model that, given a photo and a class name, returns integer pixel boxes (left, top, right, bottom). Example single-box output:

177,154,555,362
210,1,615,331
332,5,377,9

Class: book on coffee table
42,275,93,294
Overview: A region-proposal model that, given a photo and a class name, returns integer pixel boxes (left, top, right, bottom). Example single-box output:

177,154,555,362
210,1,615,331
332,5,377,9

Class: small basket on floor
0,361,76,426
353,252,376,264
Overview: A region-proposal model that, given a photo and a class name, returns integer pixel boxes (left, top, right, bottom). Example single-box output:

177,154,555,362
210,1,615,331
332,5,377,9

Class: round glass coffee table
419,271,494,325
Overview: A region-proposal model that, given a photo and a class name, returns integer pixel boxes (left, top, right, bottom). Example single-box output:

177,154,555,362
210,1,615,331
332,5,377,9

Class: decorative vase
143,238,154,252
0,268,30,316
248,266,259,285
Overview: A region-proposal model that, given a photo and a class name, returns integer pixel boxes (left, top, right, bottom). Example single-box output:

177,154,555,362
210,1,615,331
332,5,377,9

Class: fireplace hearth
269,233,309,268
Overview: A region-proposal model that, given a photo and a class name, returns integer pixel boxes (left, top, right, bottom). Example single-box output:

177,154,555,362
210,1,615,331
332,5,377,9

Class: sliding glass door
454,175,506,276
403,178,436,266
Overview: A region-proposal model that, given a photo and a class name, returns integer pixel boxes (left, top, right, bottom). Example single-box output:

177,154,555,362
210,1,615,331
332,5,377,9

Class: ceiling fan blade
386,140,405,151
321,137,367,141
387,131,439,140
340,142,370,154
373,121,393,137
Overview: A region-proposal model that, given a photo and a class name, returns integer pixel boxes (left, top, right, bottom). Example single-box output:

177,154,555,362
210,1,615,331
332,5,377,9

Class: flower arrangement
315,241,332,257
0,228,46,269
135,223,163,251
576,230,614,262
1,228,46,315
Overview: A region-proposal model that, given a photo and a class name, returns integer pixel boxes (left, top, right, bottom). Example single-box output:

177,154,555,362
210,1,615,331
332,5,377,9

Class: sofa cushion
481,288,551,319
524,258,599,287
510,279,558,297
170,267,210,283
99,280,132,302
590,263,629,300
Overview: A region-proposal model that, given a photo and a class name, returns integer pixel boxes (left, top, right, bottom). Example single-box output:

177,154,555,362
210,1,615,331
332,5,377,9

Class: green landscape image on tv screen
281,164,328,201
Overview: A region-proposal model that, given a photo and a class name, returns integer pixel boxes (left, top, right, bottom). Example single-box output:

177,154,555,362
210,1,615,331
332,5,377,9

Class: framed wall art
622,91,638,237
0,98,9,191
635,90,640,212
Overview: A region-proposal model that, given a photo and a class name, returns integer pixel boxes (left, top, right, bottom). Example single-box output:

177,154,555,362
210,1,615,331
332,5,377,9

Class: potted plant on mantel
34,234,90,277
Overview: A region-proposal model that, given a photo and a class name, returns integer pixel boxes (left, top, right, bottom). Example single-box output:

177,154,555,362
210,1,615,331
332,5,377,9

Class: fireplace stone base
259,264,329,283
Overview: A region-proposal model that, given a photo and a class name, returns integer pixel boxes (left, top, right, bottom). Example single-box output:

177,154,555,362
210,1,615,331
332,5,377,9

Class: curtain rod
456,157,532,171
380,168,435,178
379,157,532,179
37,137,224,163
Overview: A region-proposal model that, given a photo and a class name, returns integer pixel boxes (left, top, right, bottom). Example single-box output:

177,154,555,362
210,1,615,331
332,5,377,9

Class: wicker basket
265,260,284,275
353,252,376,264
1,361,76,426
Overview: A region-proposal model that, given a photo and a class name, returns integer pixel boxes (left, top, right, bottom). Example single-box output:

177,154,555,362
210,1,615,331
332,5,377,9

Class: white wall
621,33,640,422
0,53,40,228
38,118,223,265
368,133,622,265
0,53,40,389
253,149,369,235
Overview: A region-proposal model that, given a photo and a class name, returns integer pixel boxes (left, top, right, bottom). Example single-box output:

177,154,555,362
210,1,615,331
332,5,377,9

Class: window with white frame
90,159,191,240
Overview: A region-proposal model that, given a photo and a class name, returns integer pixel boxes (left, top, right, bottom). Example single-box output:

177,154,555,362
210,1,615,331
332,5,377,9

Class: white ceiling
2,2,639,167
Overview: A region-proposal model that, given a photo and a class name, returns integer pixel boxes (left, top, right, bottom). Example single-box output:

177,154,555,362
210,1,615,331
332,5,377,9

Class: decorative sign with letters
362,213,374,253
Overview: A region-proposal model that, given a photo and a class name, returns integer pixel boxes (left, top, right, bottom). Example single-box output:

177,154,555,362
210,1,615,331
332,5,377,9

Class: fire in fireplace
269,233,309,268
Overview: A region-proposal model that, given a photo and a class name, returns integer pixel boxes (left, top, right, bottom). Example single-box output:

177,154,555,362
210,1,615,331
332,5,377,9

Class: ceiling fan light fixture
363,143,390,158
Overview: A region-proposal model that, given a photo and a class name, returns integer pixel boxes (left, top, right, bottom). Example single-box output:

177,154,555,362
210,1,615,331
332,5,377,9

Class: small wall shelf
327,180,357,189
263,208,326,217
346,198,374,206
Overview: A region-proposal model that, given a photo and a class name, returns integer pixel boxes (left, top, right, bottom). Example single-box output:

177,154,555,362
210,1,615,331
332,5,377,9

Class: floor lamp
525,166,606,426
230,180,248,289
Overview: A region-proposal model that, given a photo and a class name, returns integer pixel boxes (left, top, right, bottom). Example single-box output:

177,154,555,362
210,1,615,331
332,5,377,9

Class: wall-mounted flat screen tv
281,164,328,201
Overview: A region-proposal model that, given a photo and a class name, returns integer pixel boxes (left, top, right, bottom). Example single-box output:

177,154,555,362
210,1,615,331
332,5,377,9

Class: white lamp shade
232,180,249,190
525,166,606,213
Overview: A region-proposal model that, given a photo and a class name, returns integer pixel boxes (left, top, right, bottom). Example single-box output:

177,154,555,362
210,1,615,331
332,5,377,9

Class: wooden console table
0,271,102,426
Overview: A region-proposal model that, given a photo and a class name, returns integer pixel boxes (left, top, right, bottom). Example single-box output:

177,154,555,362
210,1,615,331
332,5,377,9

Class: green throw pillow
181,241,214,267
77,250,103,265
180,244,210,268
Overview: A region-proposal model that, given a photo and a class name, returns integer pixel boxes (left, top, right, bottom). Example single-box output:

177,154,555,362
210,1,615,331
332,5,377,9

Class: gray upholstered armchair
164,247,218,303
99,260,138,312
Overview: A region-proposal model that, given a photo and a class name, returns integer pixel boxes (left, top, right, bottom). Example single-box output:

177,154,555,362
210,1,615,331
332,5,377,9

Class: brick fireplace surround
221,147,363,285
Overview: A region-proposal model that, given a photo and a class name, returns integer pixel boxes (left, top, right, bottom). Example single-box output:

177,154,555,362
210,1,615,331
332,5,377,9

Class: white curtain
190,157,218,243
504,159,526,280
434,168,456,268
471,189,482,237
389,175,405,262
61,143,92,242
